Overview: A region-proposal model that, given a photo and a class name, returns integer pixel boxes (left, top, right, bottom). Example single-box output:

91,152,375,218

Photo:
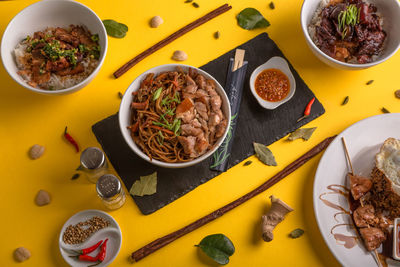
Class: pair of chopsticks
114,4,232,78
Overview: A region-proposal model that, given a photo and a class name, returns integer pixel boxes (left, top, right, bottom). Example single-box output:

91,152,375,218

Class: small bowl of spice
59,210,122,267
249,56,296,109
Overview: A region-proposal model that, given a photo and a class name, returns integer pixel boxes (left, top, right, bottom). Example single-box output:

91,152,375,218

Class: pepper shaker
96,174,126,210
79,147,108,183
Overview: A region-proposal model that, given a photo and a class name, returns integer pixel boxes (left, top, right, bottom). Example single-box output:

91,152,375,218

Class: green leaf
288,127,317,141
196,234,235,265
236,8,270,30
253,142,277,166
102,19,128,38
289,228,305,239
129,172,157,196
153,87,163,101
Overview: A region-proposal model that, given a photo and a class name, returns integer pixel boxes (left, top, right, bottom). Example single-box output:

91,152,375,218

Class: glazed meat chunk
359,227,386,251
353,205,378,228
349,174,372,200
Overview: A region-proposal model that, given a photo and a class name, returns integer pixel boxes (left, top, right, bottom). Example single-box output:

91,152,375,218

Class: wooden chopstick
113,4,232,78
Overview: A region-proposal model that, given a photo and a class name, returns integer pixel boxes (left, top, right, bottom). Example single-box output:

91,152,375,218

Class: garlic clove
28,144,45,160
150,16,164,28
172,50,188,61
35,189,51,206
14,247,31,262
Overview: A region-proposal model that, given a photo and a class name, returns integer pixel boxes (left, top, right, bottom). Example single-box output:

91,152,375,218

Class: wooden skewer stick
341,137,383,267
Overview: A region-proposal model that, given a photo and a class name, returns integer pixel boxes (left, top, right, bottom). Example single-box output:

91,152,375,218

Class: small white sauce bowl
249,56,296,110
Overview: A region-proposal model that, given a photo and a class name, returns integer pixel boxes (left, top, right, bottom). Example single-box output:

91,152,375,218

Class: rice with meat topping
14,25,100,90
308,0,385,64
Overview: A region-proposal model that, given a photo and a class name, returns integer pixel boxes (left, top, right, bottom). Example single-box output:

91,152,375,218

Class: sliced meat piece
195,89,208,98
176,98,196,123
176,98,194,114
191,119,202,128
183,77,198,94
210,94,222,112
195,136,209,155
176,108,196,124
353,205,378,228
359,227,386,251
56,64,84,76
182,92,196,100
33,31,45,40
209,112,222,127
180,124,203,137
186,74,196,86
178,136,197,157
54,27,78,46
70,25,94,46
32,71,50,85
195,74,206,89
194,101,208,120
349,174,373,200
215,119,227,138
46,57,70,72
31,58,50,85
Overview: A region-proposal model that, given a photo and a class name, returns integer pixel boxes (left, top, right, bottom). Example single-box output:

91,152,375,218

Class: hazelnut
14,247,31,262
29,144,45,160
35,190,51,206
150,16,164,28
172,50,188,61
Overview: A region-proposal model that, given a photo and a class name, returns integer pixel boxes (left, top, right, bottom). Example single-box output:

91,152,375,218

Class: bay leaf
236,8,270,30
195,234,235,265
253,143,277,166
289,228,305,239
129,172,157,196
102,19,128,38
288,127,317,141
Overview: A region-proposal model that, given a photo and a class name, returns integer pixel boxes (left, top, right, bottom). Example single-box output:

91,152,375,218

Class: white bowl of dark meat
1,0,107,95
301,0,400,70
119,64,231,169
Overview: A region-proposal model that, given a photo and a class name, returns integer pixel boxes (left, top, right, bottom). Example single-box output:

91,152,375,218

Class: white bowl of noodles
119,64,231,168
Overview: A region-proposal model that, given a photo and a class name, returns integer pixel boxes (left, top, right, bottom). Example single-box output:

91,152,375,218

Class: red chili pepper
87,239,108,267
69,254,99,262
64,126,80,152
297,97,315,122
70,240,103,255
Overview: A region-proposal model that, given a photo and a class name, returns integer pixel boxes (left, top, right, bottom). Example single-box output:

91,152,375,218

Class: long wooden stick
341,137,383,267
130,135,336,262
114,4,232,78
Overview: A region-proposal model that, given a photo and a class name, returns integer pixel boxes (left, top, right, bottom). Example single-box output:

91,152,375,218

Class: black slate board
92,33,325,215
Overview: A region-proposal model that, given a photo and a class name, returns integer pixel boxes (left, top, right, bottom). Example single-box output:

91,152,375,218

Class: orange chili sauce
255,69,290,102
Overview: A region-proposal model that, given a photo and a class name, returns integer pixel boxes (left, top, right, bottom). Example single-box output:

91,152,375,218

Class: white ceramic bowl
301,0,400,70
59,209,122,267
1,0,107,95
119,64,231,169
249,56,295,110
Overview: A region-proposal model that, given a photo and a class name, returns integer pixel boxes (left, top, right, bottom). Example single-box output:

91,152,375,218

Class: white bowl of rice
301,0,400,70
1,0,107,95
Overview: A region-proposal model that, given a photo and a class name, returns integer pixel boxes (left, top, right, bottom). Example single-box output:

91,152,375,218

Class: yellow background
1,0,399,266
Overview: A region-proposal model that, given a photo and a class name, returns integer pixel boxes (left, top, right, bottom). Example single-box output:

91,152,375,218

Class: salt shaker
96,174,126,210
79,147,108,183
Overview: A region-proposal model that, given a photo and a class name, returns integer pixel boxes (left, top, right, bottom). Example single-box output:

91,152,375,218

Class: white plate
313,114,400,267
59,210,122,267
